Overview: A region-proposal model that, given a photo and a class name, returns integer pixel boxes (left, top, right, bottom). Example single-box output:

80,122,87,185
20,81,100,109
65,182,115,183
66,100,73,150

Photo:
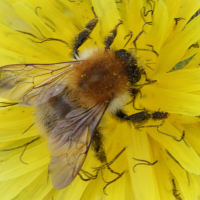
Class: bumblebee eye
128,66,141,84
115,49,141,85
115,49,132,61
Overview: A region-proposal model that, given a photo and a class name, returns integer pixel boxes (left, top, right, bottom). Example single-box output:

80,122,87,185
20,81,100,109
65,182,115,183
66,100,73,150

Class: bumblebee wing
48,103,107,190
0,61,80,106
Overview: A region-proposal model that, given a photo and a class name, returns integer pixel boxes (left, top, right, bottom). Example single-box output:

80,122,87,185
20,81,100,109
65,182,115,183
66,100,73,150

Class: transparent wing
48,103,107,190
0,61,80,106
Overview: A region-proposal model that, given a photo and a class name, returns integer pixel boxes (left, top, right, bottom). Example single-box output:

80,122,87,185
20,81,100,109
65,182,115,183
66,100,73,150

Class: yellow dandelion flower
1,0,200,199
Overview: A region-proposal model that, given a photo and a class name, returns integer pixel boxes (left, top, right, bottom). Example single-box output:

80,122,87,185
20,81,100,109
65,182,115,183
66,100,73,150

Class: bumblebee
0,7,168,189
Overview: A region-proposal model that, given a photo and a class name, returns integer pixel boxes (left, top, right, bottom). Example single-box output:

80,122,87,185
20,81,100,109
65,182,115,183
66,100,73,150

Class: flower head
1,0,200,199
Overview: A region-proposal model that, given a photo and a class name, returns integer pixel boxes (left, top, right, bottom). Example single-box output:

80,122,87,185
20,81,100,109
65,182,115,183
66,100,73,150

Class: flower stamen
132,157,158,173
0,137,40,165
78,148,126,195
123,30,133,48
172,179,182,200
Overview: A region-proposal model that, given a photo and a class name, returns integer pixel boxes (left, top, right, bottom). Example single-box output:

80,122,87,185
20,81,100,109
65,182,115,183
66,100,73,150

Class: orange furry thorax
67,49,129,108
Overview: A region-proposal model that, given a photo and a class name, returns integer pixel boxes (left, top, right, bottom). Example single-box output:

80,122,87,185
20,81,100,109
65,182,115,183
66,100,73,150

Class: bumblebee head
115,49,141,85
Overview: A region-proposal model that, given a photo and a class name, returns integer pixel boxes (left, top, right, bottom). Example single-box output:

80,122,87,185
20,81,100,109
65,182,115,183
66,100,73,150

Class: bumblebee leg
115,109,168,124
104,20,123,49
91,129,107,163
79,130,125,194
91,132,125,195
115,110,151,123
73,7,98,57
115,110,186,142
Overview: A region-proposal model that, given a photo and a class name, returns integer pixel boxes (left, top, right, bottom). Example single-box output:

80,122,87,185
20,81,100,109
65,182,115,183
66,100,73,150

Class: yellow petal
0,142,49,180
0,166,47,200
148,120,200,174
156,14,200,74
92,0,126,48
156,68,200,92
120,123,160,200
13,169,52,200
140,85,200,115
0,105,37,141
160,146,199,200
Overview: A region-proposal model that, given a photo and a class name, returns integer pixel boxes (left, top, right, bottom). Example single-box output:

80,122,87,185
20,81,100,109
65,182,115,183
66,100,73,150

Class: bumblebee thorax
67,49,129,108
